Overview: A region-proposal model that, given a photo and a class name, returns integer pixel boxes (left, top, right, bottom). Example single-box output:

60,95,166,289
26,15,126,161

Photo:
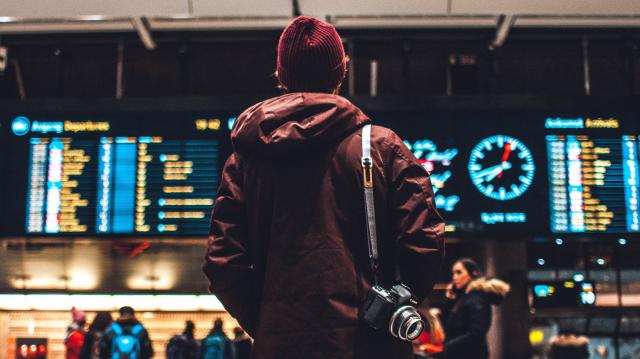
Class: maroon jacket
203,93,445,359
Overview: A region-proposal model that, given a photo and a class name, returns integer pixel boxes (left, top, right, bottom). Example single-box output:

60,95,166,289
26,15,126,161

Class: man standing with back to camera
203,16,445,359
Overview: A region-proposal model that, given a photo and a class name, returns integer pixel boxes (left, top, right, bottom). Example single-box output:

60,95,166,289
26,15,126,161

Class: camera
360,284,424,341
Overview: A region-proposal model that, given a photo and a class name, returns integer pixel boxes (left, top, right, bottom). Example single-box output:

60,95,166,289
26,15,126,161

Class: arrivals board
376,111,639,235
546,134,639,233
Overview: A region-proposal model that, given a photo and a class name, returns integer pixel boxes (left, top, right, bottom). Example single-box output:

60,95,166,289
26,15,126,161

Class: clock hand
497,142,512,179
474,161,512,183
474,164,505,182
486,162,512,182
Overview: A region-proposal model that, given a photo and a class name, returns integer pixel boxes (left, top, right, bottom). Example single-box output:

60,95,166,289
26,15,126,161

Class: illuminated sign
26,136,220,235
31,121,63,134
545,117,619,129
481,212,526,225
11,116,30,136
64,121,110,132
547,135,640,233
405,139,460,212
12,117,110,135
195,118,221,131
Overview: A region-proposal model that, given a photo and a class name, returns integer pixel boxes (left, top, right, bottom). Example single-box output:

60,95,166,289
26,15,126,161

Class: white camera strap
361,124,380,285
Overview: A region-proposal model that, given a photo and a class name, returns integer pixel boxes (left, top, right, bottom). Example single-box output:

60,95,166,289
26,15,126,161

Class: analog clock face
468,135,535,201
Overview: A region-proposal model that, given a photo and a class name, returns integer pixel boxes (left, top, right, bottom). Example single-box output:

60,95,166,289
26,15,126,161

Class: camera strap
361,124,380,285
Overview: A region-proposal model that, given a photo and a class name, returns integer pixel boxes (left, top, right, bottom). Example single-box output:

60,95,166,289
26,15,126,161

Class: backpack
166,335,188,359
201,335,225,359
111,323,143,359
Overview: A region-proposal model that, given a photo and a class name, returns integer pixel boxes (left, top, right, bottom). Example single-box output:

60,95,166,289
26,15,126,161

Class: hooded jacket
547,334,589,359
442,277,510,359
203,93,445,359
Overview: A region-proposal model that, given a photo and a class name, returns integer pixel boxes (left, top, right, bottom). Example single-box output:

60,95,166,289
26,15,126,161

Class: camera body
360,284,424,341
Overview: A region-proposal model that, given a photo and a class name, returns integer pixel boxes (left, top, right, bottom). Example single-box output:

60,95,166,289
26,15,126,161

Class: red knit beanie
277,16,346,92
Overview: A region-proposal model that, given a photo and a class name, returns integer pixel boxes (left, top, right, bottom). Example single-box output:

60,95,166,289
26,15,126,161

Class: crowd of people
64,306,251,359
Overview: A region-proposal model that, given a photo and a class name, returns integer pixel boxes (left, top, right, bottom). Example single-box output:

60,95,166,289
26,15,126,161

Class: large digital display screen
25,137,218,234
376,111,639,235
547,134,639,233
2,113,231,236
2,104,639,237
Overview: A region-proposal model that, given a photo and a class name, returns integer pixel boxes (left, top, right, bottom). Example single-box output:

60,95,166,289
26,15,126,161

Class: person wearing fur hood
547,332,590,359
440,258,511,359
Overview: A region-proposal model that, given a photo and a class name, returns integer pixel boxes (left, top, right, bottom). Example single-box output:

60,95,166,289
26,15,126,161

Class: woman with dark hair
441,258,510,359
79,312,112,359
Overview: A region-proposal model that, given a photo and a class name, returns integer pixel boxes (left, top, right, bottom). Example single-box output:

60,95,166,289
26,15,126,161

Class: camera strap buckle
362,158,373,189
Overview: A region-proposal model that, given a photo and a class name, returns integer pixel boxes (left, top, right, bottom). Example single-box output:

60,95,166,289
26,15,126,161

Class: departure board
2,112,229,237
546,129,639,234
25,137,219,235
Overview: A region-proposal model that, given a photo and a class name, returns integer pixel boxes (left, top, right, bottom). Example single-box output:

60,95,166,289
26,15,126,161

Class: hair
184,320,195,338
233,327,245,338
89,312,113,332
119,306,135,317
454,257,482,279
213,318,223,332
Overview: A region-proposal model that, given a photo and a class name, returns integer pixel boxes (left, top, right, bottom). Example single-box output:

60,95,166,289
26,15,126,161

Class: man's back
204,93,444,359
100,319,153,359
201,332,233,359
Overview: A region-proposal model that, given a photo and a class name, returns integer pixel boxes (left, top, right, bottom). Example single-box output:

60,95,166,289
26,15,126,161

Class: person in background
65,307,87,359
202,15,444,359
231,327,251,359
441,258,510,359
200,319,235,359
100,306,154,359
80,312,113,359
413,308,445,359
547,331,590,359
166,321,200,359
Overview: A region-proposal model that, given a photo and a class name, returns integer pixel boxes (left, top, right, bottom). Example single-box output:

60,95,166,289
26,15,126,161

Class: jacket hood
466,277,511,305
231,92,370,156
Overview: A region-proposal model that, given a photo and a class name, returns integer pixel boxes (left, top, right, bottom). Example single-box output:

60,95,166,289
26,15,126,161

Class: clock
468,135,535,201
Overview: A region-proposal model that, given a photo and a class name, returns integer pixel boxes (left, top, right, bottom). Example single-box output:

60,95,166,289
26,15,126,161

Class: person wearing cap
203,16,444,359
65,307,87,359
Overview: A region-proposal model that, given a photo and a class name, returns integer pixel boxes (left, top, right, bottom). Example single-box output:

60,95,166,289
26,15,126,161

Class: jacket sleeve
140,328,154,359
443,294,492,353
226,338,237,359
99,330,112,359
202,153,259,336
385,131,445,300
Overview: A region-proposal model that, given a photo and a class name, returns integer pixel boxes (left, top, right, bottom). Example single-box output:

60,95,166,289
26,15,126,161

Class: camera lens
403,317,424,341
389,306,425,341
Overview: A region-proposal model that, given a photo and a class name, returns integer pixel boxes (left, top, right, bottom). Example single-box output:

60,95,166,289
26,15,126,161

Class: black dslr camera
360,284,424,341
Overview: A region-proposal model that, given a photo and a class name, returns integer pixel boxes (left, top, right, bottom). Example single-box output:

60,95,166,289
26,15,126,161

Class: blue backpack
111,322,143,359
201,335,225,359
